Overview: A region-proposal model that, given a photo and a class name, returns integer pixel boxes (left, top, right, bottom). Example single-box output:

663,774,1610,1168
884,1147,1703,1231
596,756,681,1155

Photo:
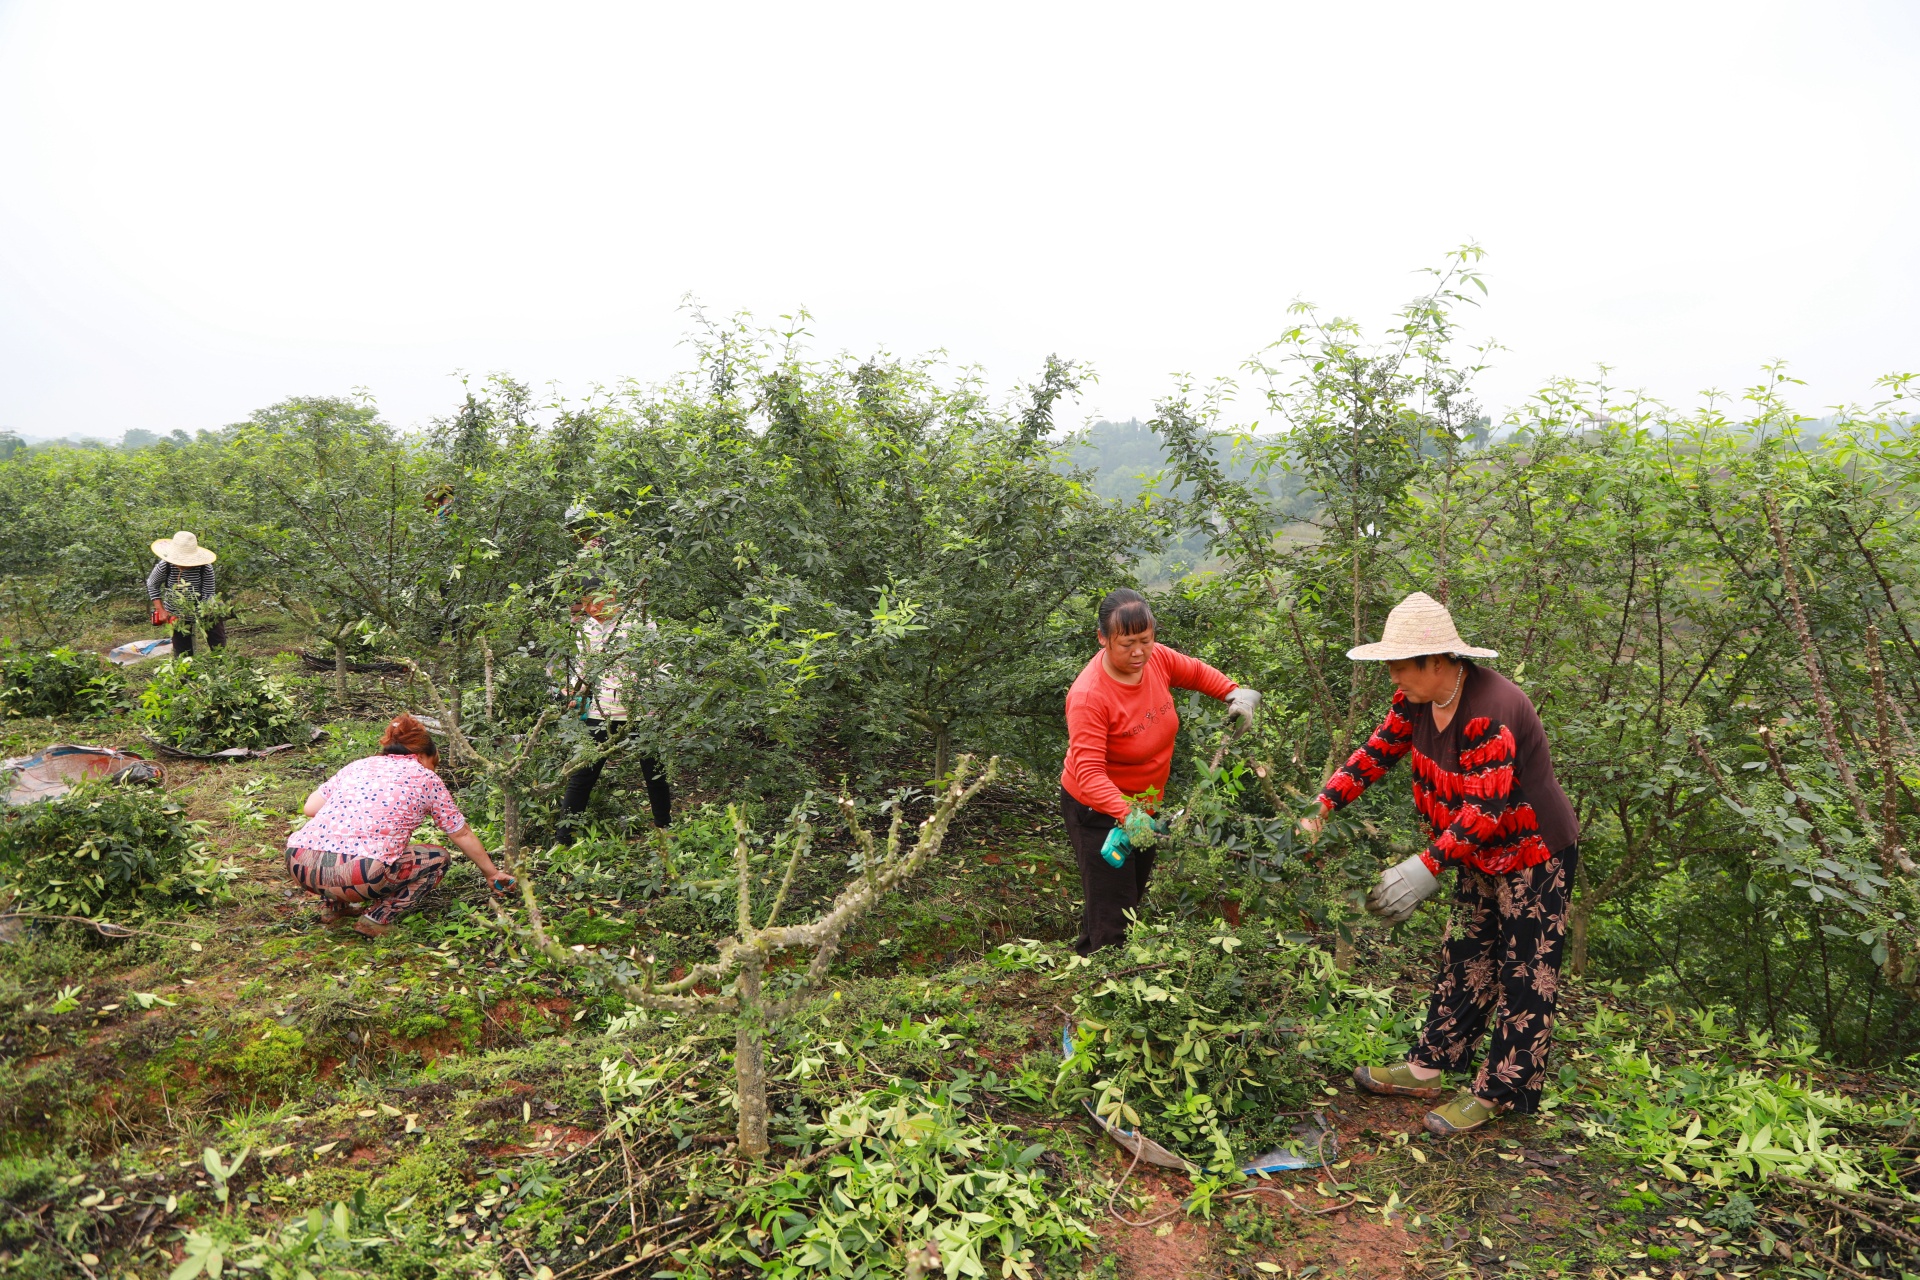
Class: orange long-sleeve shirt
1060,645,1237,821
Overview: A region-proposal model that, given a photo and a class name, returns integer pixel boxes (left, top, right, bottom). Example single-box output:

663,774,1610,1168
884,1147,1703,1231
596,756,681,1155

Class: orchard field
0,269,1917,1279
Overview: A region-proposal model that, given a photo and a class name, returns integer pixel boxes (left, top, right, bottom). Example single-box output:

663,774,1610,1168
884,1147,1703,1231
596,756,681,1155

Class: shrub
138,653,305,752
0,644,120,719
0,576,94,649
0,779,225,918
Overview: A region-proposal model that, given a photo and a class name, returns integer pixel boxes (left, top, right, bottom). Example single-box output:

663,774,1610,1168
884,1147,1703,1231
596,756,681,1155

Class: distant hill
1055,418,1313,514
1054,419,1316,581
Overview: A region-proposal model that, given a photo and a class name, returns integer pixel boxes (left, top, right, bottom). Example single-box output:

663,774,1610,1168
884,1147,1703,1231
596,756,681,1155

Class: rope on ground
1104,1139,1184,1229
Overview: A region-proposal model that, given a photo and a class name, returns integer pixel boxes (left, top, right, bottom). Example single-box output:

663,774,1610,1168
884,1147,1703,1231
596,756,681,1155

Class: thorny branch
493,755,999,1019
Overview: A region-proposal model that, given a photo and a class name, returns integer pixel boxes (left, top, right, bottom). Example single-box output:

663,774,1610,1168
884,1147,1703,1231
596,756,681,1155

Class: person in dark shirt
146,530,226,656
1301,592,1579,1136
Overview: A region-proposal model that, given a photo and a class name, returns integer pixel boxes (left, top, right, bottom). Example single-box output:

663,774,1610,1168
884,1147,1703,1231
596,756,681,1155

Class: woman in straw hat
146,530,225,656
1300,591,1579,1135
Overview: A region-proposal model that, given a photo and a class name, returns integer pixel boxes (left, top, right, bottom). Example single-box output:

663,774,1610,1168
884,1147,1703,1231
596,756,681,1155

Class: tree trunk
334,645,349,701
1568,855,1593,977
500,787,522,873
734,957,770,1158
933,724,951,784
1340,537,1364,763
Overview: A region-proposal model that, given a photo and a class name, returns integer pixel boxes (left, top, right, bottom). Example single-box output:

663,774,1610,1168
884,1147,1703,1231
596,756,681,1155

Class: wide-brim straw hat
152,530,217,567
1346,591,1498,661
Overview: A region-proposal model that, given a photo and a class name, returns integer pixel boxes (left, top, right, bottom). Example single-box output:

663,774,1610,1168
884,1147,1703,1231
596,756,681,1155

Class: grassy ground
1,602,1915,1279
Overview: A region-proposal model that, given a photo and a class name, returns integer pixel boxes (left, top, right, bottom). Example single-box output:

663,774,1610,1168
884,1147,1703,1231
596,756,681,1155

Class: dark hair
1406,653,1475,670
380,713,439,761
1097,588,1155,639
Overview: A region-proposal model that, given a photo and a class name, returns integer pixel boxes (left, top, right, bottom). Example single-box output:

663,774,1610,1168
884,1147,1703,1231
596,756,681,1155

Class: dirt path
1083,1082,1618,1279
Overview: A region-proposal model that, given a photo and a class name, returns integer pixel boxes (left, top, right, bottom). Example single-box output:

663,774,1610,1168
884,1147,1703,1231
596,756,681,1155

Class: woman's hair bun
380,713,438,758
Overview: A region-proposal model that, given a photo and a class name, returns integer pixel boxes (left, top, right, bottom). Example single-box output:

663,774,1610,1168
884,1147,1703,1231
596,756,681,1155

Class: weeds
1551,1004,1915,1193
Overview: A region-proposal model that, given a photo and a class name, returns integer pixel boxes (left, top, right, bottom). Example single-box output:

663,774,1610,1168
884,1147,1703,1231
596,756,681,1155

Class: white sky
1,1,1915,439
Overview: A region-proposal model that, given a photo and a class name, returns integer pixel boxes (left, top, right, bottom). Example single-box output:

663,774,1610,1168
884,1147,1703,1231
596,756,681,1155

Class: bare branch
398,657,483,770
731,804,755,939
762,806,811,930
483,638,497,721
1763,493,1876,838
1757,724,1845,867
1865,624,1917,875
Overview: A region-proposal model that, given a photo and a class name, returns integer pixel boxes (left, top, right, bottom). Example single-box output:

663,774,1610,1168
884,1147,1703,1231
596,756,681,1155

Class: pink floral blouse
292,755,468,863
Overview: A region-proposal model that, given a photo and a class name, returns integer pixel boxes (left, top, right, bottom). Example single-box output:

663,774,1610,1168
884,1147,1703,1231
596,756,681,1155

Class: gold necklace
1433,665,1465,710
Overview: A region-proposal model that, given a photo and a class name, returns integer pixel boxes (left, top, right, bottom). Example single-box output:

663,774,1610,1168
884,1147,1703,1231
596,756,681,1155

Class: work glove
1224,687,1262,731
1365,853,1438,924
1102,808,1163,868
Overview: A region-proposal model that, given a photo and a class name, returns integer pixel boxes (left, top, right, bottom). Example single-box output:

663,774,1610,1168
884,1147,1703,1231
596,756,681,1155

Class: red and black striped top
1316,665,1578,875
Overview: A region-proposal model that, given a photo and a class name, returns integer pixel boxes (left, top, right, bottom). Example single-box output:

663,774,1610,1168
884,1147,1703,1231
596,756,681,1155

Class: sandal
352,917,393,938
1353,1063,1446,1100
1426,1091,1501,1136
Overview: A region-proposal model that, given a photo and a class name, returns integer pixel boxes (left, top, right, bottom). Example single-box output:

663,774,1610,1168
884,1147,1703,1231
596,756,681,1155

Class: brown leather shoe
1353,1063,1446,1100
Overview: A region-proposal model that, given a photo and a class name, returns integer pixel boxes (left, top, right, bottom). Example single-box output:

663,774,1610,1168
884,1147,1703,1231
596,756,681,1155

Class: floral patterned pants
285,844,451,926
1409,844,1578,1113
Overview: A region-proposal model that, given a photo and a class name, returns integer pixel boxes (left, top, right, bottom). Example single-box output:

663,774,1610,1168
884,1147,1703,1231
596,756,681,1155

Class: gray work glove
1224,687,1262,731
1366,853,1439,924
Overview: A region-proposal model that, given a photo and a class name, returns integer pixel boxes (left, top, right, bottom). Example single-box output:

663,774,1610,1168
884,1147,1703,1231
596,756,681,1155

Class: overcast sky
1,1,1915,440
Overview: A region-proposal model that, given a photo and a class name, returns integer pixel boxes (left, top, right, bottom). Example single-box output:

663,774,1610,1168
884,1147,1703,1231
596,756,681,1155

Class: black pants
170,619,226,657
1410,844,1579,1114
1062,787,1156,956
560,722,670,836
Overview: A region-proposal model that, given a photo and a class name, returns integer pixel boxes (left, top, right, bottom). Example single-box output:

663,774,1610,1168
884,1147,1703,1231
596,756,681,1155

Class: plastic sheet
0,744,163,805
106,638,173,665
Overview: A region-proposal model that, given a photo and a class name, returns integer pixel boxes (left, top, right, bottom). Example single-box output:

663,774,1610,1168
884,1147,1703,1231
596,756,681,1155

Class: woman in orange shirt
1060,589,1260,954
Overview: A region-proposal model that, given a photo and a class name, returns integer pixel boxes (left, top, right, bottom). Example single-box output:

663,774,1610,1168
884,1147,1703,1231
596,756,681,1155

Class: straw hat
152,530,217,567
1346,592,1497,661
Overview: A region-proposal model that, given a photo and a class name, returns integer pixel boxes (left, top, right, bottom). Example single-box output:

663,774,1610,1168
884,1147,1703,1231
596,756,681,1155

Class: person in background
287,713,514,938
557,583,672,841
146,530,225,656
1060,587,1261,955
1301,592,1580,1137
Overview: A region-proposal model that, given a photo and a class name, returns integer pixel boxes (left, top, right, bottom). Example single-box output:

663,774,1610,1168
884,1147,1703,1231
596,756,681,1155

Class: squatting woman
287,714,515,938
1060,588,1260,955
1303,592,1579,1136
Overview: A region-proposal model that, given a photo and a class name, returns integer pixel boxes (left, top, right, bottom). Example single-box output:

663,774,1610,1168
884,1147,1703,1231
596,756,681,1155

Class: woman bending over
287,714,514,938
